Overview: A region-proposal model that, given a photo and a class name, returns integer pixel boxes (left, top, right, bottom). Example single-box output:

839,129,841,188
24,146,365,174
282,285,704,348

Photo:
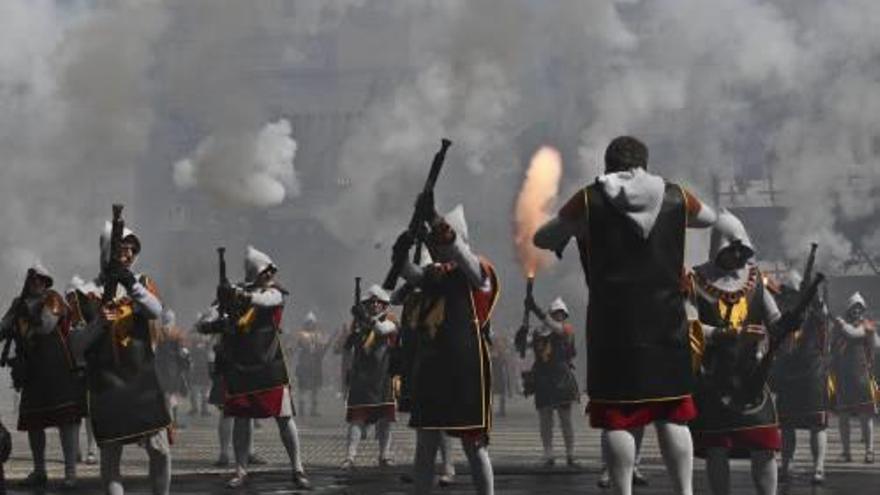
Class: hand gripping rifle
382,139,452,291
735,272,826,408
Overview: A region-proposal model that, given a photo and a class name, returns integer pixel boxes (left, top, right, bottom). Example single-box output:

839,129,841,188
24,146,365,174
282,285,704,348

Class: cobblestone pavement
2,389,878,493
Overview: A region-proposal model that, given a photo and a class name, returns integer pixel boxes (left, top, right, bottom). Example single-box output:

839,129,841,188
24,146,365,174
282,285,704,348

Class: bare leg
461,438,494,495
750,449,777,495
538,406,554,462
655,421,694,495
705,447,730,495
602,429,635,495
413,429,441,495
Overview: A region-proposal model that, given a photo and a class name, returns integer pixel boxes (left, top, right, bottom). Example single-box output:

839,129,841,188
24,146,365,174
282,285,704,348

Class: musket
102,204,125,305
736,273,826,407
216,247,233,317
382,139,452,291
800,242,818,294
346,277,366,350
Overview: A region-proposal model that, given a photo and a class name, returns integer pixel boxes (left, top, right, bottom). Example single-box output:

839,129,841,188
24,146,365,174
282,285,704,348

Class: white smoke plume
174,119,300,208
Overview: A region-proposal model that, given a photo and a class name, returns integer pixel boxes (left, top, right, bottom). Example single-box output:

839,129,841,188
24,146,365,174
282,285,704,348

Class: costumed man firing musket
688,210,793,495
771,248,832,484
341,284,399,469
517,295,580,468
831,292,879,464
393,200,500,495
1,264,85,489
196,246,310,489
68,206,172,495
534,136,717,495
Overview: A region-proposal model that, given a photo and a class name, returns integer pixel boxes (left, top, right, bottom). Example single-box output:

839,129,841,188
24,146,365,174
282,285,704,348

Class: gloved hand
109,265,137,291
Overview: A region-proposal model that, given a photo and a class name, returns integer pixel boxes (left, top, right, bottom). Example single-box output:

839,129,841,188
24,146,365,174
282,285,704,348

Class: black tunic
771,287,830,428
12,292,86,431
408,262,498,432
531,325,580,410
831,318,878,413
82,277,171,444
581,182,690,402
346,317,396,410
690,268,778,456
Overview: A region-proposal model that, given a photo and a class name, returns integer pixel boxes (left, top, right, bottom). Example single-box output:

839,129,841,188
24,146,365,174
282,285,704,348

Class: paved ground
2,388,879,494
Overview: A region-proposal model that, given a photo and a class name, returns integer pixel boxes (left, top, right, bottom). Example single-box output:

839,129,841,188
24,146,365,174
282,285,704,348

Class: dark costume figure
395,201,499,495
196,246,309,489
831,292,879,464
65,275,99,466
689,210,781,495
154,310,191,430
1,264,84,488
534,136,717,495
520,296,579,466
187,332,212,417
771,270,830,483
292,312,331,416
490,332,514,418
0,416,10,494
69,221,172,495
341,284,399,468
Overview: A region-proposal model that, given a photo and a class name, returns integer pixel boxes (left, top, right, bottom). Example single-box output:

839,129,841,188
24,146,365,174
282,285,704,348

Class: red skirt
224,386,293,418
445,428,489,446
588,396,697,430
346,404,396,424
694,426,781,458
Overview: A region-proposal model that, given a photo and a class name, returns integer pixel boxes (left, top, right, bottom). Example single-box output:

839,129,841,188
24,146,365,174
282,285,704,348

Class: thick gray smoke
2,1,880,353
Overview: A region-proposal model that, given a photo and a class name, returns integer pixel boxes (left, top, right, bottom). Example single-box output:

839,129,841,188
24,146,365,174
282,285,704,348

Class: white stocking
860,413,874,455
218,416,233,460
538,407,555,460
558,405,575,458
276,417,305,473
346,422,363,461
377,419,393,461
811,427,827,474
461,439,494,495
602,429,636,495
655,421,693,495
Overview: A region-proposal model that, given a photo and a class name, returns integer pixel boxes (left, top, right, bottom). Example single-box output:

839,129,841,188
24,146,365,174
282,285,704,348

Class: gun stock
383,139,452,290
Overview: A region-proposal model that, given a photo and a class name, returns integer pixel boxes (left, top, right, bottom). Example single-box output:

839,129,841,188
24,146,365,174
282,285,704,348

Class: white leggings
346,419,393,461
100,429,170,495
781,426,826,474
233,416,304,473
538,404,575,459
603,421,693,495
413,429,492,495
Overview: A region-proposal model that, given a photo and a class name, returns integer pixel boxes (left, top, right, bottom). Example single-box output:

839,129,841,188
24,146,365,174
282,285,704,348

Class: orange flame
514,146,562,277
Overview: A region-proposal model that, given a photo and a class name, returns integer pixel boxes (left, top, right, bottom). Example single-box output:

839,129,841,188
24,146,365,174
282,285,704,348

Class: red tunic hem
693,425,781,457
224,386,290,418
346,404,396,424
587,396,697,430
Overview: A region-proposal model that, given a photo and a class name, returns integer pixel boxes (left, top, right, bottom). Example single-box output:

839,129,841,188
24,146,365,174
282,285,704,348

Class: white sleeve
836,318,866,339
444,237,484,288
250,287,284,307
130,282,162,319
37,307,60,335
762,287,782,324
540,316,565,335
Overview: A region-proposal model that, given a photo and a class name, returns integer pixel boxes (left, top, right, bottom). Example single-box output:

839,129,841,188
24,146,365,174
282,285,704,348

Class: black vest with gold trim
581,182,690,402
